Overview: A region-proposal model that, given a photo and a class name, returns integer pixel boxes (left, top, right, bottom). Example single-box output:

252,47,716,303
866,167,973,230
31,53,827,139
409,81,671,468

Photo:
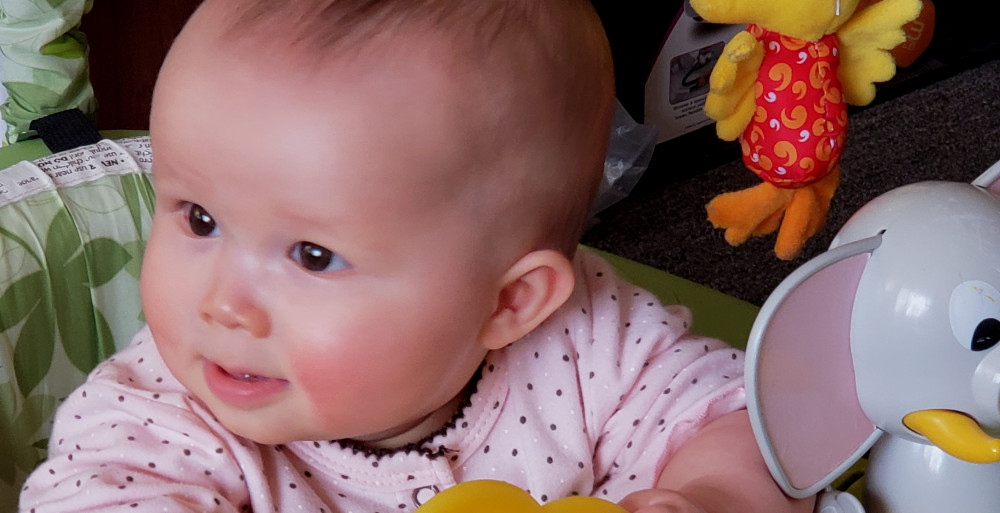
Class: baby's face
143,23,513,445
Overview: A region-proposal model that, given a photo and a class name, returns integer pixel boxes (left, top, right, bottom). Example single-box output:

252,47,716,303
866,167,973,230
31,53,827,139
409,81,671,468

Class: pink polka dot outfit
19,250,745,512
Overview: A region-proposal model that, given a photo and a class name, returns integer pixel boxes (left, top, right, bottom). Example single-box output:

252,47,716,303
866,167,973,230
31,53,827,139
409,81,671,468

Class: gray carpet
582,57,1000,307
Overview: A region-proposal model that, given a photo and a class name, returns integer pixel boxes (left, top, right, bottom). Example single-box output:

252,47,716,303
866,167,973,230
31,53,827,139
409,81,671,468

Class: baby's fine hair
216,0,616,256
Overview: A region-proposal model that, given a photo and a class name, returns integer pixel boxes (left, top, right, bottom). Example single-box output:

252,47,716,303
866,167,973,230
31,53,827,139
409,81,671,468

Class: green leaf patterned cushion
0,0,97,145
0,136,153,510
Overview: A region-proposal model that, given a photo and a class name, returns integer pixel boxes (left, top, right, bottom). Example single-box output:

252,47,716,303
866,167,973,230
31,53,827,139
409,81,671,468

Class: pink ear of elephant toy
746,159,1000,513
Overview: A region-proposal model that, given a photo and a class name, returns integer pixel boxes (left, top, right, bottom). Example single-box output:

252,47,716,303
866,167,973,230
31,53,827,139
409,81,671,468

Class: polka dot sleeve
570,252,746,500
18,327,256,513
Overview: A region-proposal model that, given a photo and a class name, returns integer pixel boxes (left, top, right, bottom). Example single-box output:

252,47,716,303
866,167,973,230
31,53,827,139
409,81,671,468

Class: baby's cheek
288,339,375,407
286,311,404,398
143,258,198,364
291,347,348,392
150,329,202,400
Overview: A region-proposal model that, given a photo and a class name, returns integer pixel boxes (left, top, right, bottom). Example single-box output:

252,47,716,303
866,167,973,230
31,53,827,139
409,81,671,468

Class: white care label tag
0,160,53,204
0,137,152,208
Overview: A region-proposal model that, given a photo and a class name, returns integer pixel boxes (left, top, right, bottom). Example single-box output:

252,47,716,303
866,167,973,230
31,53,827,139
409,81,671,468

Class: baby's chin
187,394,318,446
354,391,472,450
211,407,414,448
218,417,333,446
203,385,470,448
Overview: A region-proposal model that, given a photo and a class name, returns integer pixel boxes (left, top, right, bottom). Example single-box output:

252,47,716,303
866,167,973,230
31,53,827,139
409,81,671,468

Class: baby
20,1,813,512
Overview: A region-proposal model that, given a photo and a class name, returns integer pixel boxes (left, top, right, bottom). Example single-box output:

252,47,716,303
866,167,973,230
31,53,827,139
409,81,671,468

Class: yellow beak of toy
416,480,628,513
903,409,1000,464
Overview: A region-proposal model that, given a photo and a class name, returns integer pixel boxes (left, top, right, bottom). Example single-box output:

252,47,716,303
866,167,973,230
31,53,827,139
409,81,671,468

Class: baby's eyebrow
149,161,211,195
277,204,348,228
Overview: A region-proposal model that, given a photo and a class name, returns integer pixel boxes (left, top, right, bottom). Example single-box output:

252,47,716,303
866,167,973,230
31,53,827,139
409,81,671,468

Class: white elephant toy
746,159,1000,513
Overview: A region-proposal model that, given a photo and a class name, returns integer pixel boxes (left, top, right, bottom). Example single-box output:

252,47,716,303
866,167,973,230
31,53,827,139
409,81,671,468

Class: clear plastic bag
591,99,657,216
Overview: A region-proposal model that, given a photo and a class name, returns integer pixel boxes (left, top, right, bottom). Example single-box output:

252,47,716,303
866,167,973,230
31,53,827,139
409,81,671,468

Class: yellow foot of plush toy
706,167,840,260
416,480,627,513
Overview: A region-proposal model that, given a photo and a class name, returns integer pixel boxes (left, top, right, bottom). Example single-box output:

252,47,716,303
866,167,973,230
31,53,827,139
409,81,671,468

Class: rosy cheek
287,317,416,417
291,352,343,399
288,333,370,405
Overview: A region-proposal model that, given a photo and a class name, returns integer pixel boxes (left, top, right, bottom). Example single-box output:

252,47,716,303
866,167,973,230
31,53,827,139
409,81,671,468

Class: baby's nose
198,267,271,338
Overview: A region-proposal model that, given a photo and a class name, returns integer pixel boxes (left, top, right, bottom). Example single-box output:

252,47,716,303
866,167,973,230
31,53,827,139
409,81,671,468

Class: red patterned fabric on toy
741,24,847,189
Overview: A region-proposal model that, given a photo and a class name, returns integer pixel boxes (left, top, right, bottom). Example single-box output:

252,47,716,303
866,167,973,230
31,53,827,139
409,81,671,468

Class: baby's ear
478,250,576,350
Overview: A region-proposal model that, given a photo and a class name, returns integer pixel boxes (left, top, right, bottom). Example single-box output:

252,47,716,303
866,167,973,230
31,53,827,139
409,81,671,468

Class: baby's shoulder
49,326,236,458
559,250,695,346
503,251,704,383
53,325,199,433
85,325,182,393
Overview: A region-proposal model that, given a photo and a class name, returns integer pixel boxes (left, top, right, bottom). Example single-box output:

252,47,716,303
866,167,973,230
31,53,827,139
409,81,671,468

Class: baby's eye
185,203,218,237
289,241,351,273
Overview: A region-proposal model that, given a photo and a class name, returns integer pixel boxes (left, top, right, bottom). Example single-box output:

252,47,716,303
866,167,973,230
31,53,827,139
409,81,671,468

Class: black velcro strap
28,109,102,153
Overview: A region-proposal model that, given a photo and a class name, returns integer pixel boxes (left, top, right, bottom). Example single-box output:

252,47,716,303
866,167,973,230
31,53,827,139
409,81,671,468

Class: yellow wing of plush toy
704,30,764,141
838,0,924,105
691,0,923,260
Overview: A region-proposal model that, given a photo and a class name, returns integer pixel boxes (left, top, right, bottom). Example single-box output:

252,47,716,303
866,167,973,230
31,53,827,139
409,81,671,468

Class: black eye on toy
971,318,1000,351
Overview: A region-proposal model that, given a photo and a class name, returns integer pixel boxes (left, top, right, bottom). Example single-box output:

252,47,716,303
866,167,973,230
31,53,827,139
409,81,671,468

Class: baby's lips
202,359,289,409
415,479,627,513
210,358,282,382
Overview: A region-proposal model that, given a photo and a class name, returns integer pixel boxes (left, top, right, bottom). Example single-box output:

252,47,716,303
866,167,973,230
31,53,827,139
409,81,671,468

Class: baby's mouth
213,360,276,381
225,369,270,382
202,360,288,408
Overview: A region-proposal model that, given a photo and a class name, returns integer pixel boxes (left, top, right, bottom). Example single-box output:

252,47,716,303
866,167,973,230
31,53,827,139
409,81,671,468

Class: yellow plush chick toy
691,0,922,260
415,480,627,513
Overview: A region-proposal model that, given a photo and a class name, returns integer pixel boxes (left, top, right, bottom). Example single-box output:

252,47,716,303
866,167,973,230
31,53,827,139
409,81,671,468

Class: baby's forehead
169,0,587,192
197,0,526,64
